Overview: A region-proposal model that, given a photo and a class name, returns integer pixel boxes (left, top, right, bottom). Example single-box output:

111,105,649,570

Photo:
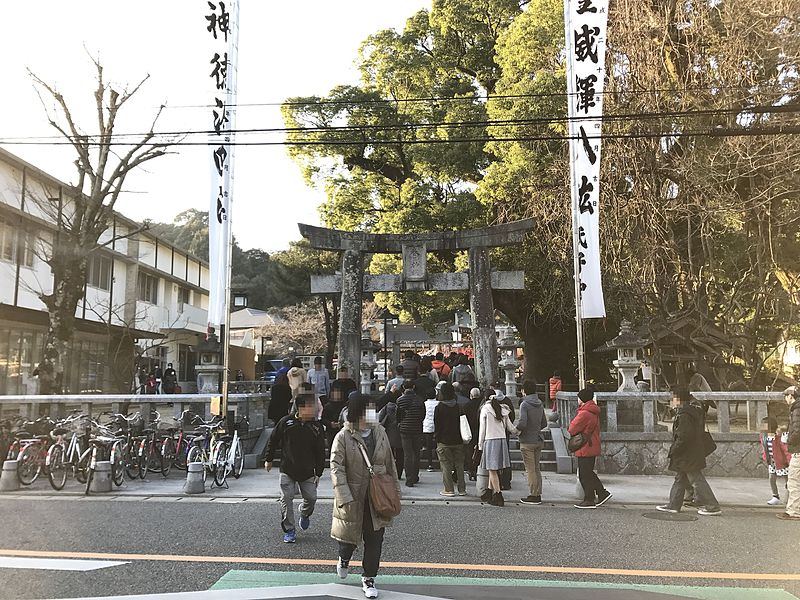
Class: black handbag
567,432,589,453
471,447,483,471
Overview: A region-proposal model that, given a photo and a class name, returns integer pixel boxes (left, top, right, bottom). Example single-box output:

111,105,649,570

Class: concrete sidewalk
1,466,782,509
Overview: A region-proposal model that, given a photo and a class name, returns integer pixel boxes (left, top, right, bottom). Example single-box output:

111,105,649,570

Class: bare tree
28,58,174,393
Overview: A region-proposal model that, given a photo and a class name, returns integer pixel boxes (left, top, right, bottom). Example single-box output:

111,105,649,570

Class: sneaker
697,507,722,516
282,530,297,543
457,490,467,496
520,496,542,505
574,500,596,509
426,467,434,472
439,490,456,497
777,512,800,521
683,499,699,508
656,505,679,514
298,515,310,530
767,496,781,506
596,490,613,506
362,577,378,599
336,557,349,579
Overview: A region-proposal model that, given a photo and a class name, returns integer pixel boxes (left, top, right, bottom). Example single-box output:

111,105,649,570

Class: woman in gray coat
330,393,400,599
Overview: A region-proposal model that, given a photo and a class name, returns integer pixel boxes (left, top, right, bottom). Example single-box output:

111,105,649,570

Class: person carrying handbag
656,396,722,516
568,387,612,509
330,393,401,599
433,382,467,497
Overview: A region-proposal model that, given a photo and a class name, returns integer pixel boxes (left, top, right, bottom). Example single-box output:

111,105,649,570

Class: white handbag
460,414,472,443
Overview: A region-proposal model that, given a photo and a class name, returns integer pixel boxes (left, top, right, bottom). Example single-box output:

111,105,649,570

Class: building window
0,218,34,267
178,287,191,305
137,272,159,304
87,254,112,291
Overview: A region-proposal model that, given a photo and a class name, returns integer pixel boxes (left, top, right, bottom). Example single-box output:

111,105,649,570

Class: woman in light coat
330,393,400,599
478,391,518,507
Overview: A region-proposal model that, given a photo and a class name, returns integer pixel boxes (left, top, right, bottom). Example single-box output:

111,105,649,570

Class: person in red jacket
568,387,612,509
549,371,562,412
760,416,790,506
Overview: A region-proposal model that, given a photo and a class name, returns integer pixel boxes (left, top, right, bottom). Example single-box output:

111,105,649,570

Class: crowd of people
261,351,800,599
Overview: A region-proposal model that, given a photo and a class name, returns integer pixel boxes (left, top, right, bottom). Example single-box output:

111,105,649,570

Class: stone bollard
475,463,489,501
0,460,20,492
89,461,113,493
184,462,205,494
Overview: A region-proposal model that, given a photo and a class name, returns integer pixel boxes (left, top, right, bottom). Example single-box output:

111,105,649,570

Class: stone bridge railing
556,391,671,433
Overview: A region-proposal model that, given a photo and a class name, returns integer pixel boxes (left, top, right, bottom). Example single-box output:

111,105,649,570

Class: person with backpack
264,394,326,544
432,352,451,380
478,390,518,506
780,386,800,521
434,382,466,497
656,396,721,516
516,379,548,505
760,416,790,506
450,354,475,385
569,387,612,509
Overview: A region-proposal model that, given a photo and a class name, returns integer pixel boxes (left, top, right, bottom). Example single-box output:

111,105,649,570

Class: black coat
268,383,292,422
378,401,402,448
668,404,707,472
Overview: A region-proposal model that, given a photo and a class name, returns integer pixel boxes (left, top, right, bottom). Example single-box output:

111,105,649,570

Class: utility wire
1,104,796,143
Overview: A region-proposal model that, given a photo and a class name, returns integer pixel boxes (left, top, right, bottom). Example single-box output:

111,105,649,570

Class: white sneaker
336,557,349,579
656,505,679,514
362,577,378,598
767,496,781,506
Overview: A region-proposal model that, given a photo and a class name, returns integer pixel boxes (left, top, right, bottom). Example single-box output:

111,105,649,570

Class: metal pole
564,0,586,389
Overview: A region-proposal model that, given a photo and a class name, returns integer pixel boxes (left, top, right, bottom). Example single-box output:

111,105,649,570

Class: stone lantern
497,325,524,398
360,330,382,395
605,321,648,392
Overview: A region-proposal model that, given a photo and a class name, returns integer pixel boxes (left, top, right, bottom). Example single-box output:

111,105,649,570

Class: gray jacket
515,393,548,444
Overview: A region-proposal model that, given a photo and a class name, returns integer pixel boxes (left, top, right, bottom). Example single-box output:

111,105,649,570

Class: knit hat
785,386,798,398
577,388,594,402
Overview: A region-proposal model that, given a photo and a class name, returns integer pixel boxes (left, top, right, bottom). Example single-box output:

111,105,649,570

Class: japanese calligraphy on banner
205,0,239,328
565,0,607,319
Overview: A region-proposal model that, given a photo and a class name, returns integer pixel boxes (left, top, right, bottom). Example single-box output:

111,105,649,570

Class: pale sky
0,1,429,253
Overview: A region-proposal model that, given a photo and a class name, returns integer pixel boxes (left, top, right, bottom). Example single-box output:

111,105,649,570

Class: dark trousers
464,439,477,477
338,500,385,578
392,446,404,479
422,433,435,469
401,433,423,484
668,470,720,511
499,434,512,488
577,456,605,502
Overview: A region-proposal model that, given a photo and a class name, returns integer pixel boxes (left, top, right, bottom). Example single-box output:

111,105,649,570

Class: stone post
338,249,364,377
499,354,519,398
468,246,499,389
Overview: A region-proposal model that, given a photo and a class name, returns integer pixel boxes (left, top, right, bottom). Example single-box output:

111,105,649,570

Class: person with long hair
478,389,517,506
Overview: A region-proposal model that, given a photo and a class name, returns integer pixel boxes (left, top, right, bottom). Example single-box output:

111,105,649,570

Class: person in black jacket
434,382,466,496
396,380,425,487
780,386,800,521
268,373,292,425
656,397,721,516
378,388,404,479
264,394,326,543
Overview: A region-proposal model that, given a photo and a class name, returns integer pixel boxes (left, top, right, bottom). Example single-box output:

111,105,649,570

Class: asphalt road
0,496,798,600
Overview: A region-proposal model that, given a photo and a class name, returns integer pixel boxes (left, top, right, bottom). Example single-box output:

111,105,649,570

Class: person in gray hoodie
515,379,548,505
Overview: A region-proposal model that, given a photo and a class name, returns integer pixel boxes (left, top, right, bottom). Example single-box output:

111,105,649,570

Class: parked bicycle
186,415,225,484
13,416,56,485
214,415,247,487
46,413,91,491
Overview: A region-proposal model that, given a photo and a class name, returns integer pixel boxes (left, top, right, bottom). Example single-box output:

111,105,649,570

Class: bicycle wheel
213,441,228,487
174,437,189,470
186,445,207,483
84,449,96,495
75,447,91,484
233,439,244,479
110,442,125,487
46,444,67,490
17,444,42,485
138,445,148,479
124,441,141,480
160,437,175,477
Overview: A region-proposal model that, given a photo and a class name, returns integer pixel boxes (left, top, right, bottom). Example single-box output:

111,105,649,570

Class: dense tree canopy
283,0,800,386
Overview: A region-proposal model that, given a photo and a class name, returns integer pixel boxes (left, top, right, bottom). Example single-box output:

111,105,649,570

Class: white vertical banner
205,0,239,328
566,0,607,318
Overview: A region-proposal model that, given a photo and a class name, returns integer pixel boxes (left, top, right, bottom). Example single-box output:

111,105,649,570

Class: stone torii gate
298,219,534,389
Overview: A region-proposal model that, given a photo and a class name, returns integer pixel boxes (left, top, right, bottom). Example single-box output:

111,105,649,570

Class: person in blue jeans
264,394,326,543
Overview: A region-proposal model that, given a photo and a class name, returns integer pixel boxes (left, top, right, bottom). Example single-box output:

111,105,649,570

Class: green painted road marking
211,570,799,600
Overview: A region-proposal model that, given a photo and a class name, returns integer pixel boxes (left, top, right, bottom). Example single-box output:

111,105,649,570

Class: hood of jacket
440,398,458,408
521,393,542,408
288,366,304,377
578,400,601,416
482,401,511,418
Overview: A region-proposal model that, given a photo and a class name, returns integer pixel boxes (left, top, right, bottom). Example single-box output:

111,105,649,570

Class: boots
480,489,493,503
490,492,505,507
